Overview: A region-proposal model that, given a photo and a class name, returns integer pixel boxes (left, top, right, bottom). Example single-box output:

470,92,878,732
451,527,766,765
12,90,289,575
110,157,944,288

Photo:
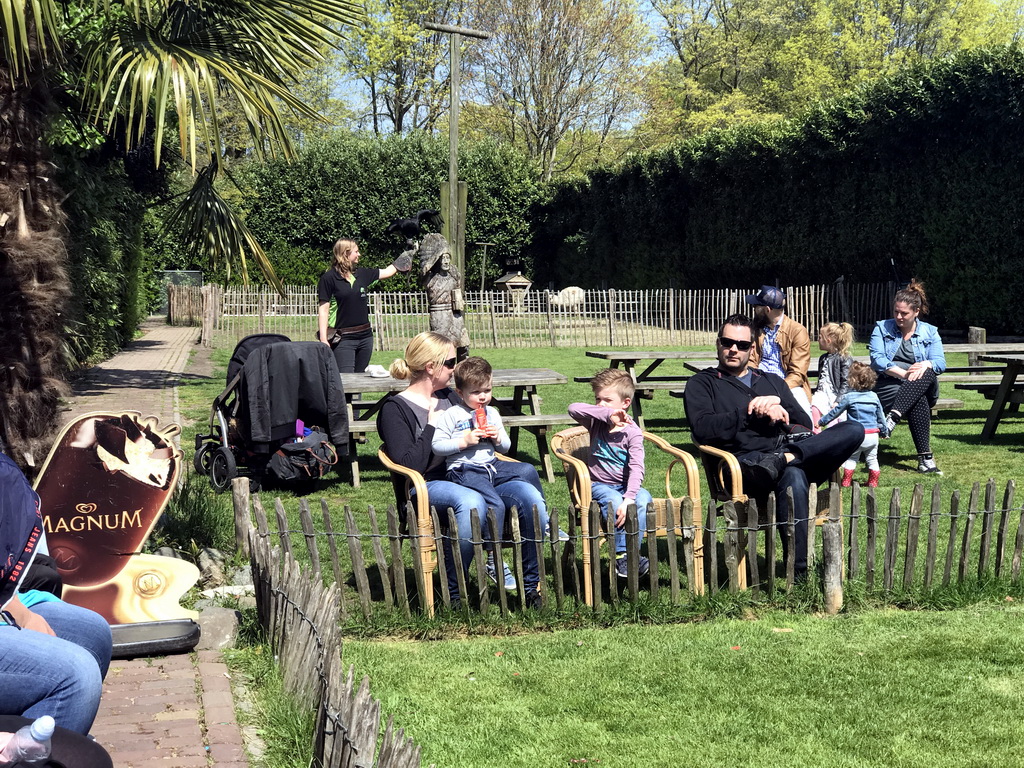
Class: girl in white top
811,322,854,432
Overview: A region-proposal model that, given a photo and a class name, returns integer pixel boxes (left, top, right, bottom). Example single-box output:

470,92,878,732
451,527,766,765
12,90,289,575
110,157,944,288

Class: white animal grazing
549,286,585,309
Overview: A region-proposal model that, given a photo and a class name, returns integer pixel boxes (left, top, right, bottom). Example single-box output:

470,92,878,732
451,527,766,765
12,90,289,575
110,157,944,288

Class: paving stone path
60,319,250,768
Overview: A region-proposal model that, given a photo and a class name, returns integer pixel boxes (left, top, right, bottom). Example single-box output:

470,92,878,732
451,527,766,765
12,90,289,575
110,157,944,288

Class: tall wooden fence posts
177,282,894,351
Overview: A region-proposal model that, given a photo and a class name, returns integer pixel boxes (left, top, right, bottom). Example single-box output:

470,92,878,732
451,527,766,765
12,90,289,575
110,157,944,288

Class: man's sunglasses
718,336,753,351
442,357,457,369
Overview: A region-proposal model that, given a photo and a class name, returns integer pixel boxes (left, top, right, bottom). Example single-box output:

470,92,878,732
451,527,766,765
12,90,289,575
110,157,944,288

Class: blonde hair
591,368,634,401
894,278,929,315
847,361,877,391
389,332,452,381
331,238,359,276
819,322,854,356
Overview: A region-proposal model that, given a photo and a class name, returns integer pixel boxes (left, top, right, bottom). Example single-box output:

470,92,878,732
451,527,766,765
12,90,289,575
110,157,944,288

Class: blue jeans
590,482,653,555
0,600,113,734
422,475,548,599
447,460,542,521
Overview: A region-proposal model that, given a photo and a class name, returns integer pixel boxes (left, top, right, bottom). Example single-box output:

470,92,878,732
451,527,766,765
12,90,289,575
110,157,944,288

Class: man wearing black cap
684,314,863,580
745,285,812,417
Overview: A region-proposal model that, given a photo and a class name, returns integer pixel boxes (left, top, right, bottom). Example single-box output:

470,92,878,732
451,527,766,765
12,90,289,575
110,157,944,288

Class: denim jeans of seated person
590,482,653,556
0,600,112,735
414,477,549,600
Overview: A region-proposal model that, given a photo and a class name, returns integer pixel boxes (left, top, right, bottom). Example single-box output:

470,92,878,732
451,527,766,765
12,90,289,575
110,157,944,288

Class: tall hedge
243,133,543,288
56,146,151,363
529,46,1024,332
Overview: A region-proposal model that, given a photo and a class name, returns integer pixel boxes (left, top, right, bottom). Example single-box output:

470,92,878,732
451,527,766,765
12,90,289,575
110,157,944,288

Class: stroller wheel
193,444,214,476
210,447,237,493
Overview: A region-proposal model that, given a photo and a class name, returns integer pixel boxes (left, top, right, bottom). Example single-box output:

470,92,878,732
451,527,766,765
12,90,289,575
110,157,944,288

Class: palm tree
0,0,362,466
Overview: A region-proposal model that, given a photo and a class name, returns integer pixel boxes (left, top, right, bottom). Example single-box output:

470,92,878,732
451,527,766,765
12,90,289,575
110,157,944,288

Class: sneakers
557,529,570,542
917,453,943,475
615,554,650,579
524,589,542,610
485,556,517,591
882,411,899,438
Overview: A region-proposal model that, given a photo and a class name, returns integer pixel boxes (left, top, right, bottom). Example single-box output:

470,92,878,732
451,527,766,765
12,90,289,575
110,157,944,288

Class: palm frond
161,159,285,295
1,0,63,78
80,0,365,162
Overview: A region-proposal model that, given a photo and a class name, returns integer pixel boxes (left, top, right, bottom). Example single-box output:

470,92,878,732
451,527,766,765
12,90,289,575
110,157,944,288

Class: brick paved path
60,319,199,432
60,319,250,767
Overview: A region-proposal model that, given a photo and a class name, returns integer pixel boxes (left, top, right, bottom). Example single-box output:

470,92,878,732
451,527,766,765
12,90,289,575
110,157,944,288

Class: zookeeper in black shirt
317,238,411,372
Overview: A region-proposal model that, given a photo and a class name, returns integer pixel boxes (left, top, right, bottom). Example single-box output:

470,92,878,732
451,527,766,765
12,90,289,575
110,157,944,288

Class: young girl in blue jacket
819,362,886,487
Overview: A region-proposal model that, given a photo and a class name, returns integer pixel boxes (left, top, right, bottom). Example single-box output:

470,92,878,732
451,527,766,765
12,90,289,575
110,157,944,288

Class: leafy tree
0,0,362,466
466,0,652,181
645,0,1024,140
338,0,458,133
242,131,543,288
530,46,1024,332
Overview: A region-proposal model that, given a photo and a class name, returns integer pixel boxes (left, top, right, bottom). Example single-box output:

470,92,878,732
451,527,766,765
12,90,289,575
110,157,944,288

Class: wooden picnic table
956,354,1024,439
941,343,1024,354
340,368,569,486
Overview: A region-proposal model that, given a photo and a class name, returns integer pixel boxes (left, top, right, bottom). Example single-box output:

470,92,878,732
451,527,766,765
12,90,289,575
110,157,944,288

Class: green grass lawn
342,603,1024,767
177,338,1024,767
174,341,1024,612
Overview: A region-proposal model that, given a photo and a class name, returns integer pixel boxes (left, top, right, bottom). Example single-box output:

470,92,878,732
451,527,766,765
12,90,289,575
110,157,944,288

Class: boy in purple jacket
569,369,652,578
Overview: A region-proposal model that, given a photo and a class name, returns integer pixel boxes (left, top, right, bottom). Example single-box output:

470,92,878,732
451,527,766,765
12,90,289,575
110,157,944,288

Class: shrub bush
243,132,544,289
56,147,150,362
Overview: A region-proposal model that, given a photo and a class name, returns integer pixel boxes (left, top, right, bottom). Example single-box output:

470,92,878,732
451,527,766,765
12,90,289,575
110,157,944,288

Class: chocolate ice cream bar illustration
34,412,181,588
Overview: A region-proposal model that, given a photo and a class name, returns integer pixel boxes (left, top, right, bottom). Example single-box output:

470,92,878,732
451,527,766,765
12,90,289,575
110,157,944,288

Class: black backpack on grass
267,430,337,482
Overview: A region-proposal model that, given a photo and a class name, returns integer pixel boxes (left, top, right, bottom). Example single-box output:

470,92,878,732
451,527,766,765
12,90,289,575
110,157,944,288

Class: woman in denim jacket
868,279,946,474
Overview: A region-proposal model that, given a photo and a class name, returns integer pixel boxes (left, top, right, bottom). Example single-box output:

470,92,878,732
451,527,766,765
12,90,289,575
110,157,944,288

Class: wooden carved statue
419,233,470,360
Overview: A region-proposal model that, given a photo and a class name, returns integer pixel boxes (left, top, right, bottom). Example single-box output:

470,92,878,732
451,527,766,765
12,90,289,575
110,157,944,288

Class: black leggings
890,369,937,454
332,329,373,373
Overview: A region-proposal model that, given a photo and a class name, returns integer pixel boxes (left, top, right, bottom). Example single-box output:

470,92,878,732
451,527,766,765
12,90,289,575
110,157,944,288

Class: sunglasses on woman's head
718,336,753,351
442,357,457,369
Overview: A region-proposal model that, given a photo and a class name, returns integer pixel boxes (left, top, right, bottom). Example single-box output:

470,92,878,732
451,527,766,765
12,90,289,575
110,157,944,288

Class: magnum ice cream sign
33,413,199,624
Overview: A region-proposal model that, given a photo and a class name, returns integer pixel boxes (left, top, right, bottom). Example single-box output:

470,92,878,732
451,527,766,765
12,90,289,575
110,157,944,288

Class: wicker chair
695,442,835,590
377,449,524,617
550,426,705,606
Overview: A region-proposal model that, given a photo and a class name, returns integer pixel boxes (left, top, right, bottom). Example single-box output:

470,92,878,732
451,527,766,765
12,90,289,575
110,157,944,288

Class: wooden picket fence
242,476,1024,623
239,475,1024,763
170,281,895,351
245,484,423,768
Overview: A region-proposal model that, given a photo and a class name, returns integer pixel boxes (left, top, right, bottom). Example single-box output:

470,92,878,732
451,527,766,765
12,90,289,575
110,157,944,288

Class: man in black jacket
684,314,863,578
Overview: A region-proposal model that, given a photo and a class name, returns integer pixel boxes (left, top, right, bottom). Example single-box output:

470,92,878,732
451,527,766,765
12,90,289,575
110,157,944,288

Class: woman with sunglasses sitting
377,332,547,608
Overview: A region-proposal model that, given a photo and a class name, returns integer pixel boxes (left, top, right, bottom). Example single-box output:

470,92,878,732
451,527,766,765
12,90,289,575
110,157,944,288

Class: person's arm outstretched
818,395,850,427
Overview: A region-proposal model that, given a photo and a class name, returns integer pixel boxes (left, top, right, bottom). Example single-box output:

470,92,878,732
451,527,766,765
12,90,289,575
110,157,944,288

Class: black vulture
385,209,444,244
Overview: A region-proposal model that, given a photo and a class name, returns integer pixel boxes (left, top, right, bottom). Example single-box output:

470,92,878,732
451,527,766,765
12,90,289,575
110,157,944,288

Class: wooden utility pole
423,21,490,280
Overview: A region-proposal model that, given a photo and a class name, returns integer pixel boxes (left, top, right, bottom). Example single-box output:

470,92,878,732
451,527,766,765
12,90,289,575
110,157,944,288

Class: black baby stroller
194,334,348,492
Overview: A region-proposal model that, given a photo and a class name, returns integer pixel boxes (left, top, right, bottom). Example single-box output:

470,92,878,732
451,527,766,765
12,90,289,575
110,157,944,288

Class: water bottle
0,715,54,765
